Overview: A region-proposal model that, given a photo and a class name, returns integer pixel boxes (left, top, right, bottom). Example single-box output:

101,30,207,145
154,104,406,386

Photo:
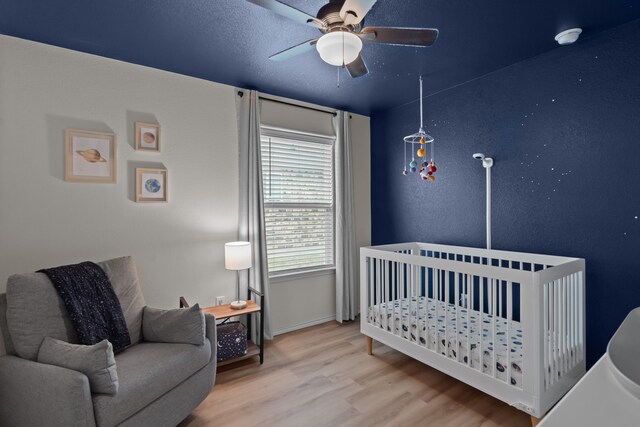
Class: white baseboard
273,315,336,336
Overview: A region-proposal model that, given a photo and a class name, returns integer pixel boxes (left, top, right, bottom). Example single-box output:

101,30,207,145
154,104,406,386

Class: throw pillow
142,304,205,346
37,337,119,395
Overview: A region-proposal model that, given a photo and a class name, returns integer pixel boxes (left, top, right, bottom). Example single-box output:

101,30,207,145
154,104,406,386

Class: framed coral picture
135,122,160,152
135,168,168,203
64,129,117,183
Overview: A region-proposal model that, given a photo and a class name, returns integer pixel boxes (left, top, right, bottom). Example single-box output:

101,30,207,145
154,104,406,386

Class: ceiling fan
246,0,439,77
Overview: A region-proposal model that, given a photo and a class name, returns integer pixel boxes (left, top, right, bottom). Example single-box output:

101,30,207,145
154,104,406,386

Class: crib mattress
367,297,524,387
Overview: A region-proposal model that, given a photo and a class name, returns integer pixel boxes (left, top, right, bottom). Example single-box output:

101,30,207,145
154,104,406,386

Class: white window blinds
260,130,335,274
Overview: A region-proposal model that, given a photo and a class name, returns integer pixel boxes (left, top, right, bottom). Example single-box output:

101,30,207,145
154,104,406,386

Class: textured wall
371,19,640,366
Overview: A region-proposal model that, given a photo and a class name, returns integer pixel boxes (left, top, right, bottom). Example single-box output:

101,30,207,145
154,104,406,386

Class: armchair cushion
5,256,145,360
6,272,78,360
92,340,211,426
37,337,119,395
142,304,205,346
98,257,146,345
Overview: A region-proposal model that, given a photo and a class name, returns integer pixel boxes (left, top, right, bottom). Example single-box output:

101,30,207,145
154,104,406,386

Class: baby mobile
403,75,438,182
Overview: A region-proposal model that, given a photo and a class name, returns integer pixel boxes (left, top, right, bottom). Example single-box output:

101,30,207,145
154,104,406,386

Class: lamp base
230,300,247,310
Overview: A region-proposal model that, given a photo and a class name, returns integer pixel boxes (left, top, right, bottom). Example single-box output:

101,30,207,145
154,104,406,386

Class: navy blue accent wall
371,19,640,367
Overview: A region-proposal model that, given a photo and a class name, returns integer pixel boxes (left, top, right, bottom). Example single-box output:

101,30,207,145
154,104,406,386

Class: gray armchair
0,256,216,427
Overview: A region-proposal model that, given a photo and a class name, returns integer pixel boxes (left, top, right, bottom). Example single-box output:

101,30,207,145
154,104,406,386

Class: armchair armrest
205,313,217,364
0,355,95,426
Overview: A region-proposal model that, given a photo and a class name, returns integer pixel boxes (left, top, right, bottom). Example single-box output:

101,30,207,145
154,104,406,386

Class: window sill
269,267,336,283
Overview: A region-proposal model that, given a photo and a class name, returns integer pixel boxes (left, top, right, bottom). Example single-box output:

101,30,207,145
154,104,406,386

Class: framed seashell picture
64,129,117,183
135,122,160,152
135,167,168,203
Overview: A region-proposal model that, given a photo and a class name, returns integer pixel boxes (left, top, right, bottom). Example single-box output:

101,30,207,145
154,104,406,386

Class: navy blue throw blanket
38,261,131,353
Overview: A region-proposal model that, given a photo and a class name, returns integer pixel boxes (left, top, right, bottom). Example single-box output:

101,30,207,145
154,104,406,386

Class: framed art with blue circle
135,167,167,203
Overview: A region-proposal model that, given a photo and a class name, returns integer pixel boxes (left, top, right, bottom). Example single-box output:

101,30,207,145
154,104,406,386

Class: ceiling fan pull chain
419,75,424,131
342,30,345,68
403,135,408,175
336,31,344,88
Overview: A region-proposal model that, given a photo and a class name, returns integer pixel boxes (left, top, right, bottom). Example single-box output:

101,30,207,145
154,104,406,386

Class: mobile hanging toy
402,76,438,182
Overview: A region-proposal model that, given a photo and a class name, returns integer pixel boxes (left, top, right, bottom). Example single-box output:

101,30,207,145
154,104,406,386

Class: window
260,128,335,275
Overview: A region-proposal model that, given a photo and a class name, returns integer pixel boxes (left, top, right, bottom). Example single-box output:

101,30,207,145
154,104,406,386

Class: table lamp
225,241,252,310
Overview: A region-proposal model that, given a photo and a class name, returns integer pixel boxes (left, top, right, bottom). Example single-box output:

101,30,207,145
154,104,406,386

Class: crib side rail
533,259,586,413
363,242,580,270
361,247,532,283
413,242,580,267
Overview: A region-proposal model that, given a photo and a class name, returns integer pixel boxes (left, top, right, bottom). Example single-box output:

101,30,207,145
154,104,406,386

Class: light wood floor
180,321,531,427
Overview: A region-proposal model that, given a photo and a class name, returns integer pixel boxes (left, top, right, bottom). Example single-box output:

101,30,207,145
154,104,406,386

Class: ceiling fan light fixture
316,31,362,66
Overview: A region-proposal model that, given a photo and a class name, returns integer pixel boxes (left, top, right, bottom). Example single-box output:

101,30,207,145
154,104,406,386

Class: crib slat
408,258,413,341
558,277,563,377
492,278,497,379
383,260,387,332
507,281,512,387
572,272,577,368
420,266,425,347
454,271,460,363
559,277,564,377
478,276,483,373
425,265,430,347
445,268,450,358
562,275,568,375
376,258,381,328
543,283,549,390
549,280,555,387
567,273,572,369
437,268,441,353
468,274,473,368
372,257,376,324
554,278,560,383
580,272,585,361
567,275,573,371
560,277,565,377
392,260,396,335
551,279,556,386
558,278,563,380
414,260,419,344
548,281,552,389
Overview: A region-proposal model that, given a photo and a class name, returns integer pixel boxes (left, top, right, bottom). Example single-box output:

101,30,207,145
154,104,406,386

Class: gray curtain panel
334,111,358,323
236,89,273,340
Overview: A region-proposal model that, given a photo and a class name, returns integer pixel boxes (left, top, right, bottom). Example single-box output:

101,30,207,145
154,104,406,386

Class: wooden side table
180,286,264,367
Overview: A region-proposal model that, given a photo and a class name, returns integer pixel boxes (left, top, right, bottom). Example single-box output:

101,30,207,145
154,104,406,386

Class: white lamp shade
224,241,252,271
316,31,363,66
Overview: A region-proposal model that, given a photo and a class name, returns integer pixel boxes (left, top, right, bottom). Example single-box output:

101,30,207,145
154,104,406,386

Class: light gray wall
0,36,371,347
0,35,240,309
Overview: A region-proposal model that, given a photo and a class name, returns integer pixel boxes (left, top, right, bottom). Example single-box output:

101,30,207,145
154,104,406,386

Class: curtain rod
238,91,351,118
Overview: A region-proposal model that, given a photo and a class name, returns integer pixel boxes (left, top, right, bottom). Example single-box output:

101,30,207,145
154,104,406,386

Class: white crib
360,242,586,419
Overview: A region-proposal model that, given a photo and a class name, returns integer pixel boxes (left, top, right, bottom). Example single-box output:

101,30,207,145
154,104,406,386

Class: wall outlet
216,296,225,306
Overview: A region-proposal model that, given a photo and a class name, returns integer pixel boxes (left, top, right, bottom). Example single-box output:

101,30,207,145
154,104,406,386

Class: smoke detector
555,28,582,45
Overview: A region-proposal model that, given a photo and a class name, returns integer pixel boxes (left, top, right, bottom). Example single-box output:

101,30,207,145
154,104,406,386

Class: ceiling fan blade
340,0,377,26
269,38,318,62
346,54,368,78
361,27,439,46
247,0,325,29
